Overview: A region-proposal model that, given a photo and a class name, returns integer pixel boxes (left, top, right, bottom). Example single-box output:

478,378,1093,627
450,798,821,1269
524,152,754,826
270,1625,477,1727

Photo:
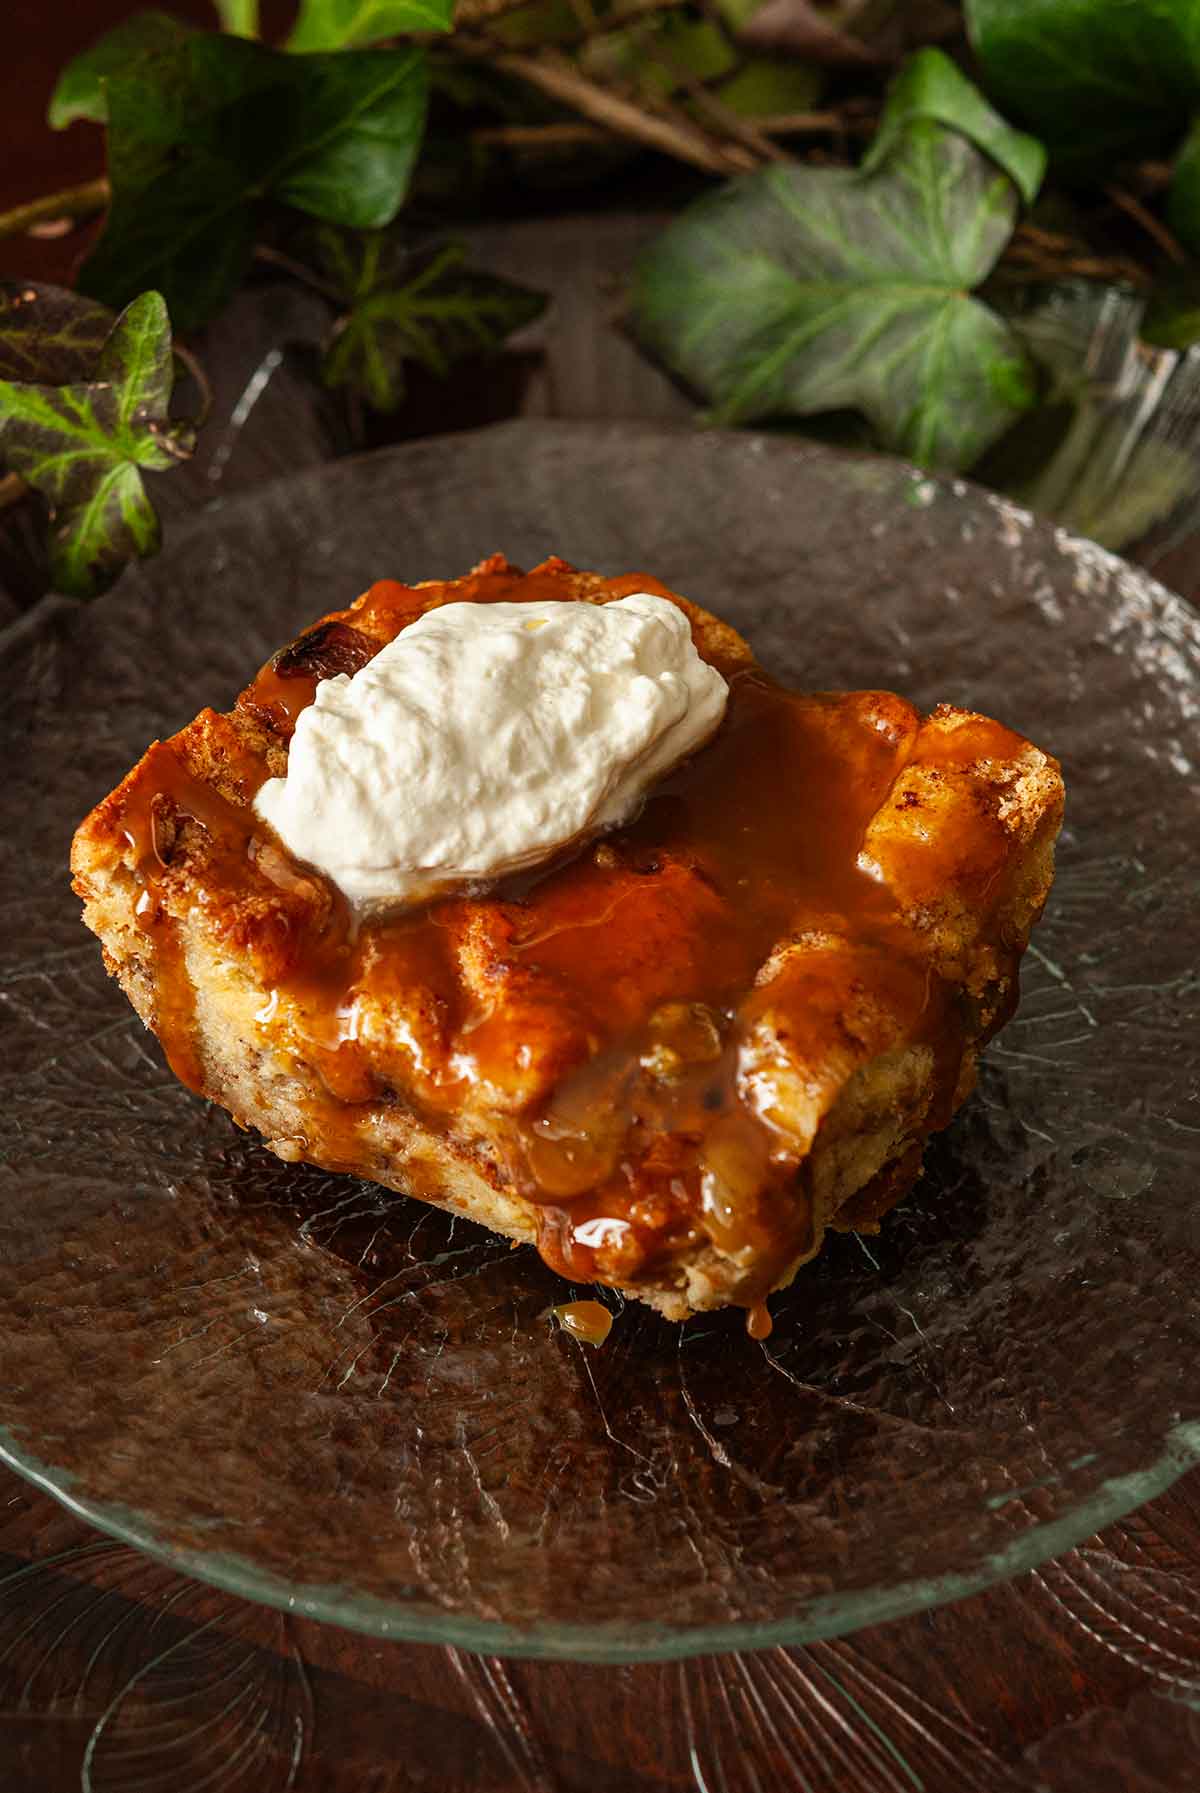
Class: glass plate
2,420,1198,1662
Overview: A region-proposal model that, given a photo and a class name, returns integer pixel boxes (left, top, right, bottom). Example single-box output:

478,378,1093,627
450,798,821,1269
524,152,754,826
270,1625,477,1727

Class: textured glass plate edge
5,1423,1200,1663
11,420,1200,1661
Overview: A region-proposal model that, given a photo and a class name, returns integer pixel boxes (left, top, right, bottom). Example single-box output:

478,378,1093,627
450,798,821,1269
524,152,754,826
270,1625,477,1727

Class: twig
0,177,110,243
451,0,547,21
252,243,344,305
1104,183,1187,266
555,0,703,46
0,473,30,511
1134,160,1174,193
473,114,859,155
470,112,855,154
472,121,611,147
999,224,1150,290
754,108,872,137
641,46,787,163
171,342,214,429
456,43,756,174
1013,222,1079,253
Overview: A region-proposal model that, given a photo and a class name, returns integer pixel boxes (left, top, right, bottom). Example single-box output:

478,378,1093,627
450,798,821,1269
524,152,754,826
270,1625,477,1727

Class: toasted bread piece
72,555,1063,1324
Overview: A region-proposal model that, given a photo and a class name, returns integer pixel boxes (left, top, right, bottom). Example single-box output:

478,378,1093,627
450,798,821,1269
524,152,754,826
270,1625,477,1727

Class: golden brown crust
72,554,1064,1323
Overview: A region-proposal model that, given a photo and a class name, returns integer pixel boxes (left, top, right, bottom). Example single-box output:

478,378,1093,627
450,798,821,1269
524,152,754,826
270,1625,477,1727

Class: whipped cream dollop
254,594,729,909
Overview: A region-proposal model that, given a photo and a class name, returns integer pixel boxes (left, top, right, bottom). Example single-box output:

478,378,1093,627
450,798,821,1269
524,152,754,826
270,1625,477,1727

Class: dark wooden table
4,11,1200,1789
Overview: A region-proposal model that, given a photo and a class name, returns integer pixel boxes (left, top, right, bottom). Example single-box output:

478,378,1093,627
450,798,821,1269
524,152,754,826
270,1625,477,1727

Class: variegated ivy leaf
314,233,546,412
0,281,116,384
0,291,194,599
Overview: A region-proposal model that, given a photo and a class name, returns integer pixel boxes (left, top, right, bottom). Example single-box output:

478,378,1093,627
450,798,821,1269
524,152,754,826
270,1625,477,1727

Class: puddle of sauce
104,559,1026,1319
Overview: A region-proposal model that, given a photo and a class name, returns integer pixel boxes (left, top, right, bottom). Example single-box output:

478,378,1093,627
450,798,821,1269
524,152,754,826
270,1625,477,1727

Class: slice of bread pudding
72,555,1063,1325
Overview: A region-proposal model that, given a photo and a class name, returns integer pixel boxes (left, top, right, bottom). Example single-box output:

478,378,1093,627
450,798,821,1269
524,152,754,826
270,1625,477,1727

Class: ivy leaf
214,0,261,35
1166,114,1200,258
866,46,1045,206
1143,265,1200,348
632,118,1034,471
0,292,193,598
581,13,824,120
0,282,115,383
287,0,455,51
313,232,546,411
78,36,429,331
964,0,1200,174
714,57,824,121
47,11,190,128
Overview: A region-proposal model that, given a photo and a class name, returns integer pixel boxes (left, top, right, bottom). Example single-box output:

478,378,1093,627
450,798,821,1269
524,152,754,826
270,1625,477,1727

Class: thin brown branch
1104,183,1187,266
1134,160,1174,193
0,473,30,511
999,224,1151,290
252,243,344,304
1012,222,1078,253
0,176,110,243
641,47,787,163
755,108,872,138
451,0,546,22
458,43,756,174
170,342,214,429
555,0,699,46
471,109,859,158
472,121,611,147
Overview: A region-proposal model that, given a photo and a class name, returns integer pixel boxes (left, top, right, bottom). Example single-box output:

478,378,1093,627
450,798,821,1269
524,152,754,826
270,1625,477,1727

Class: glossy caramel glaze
75,556,1062,1317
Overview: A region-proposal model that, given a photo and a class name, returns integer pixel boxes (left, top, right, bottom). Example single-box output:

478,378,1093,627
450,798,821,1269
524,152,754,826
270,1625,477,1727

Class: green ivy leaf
0,282,115,383
313,232,546,411
964,0,1200,174
713,58,824,121
78,36,429,331
287,0,455,51
581,13,823,119
1166,114,1200,258
632,118,1034,471
0,292,193,598
867,46,1045,206
1143,264,1200,349
213,0,261,35
47,11,190,128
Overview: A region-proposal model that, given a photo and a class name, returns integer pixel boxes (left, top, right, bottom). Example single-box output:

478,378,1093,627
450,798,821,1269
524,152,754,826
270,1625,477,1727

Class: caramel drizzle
121,751,250,1096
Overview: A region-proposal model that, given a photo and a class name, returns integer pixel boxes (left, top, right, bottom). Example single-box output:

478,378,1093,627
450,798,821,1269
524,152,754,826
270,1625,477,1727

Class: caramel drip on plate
746,1301,773,1342
108,562,1028,1320
553,1300,614,1347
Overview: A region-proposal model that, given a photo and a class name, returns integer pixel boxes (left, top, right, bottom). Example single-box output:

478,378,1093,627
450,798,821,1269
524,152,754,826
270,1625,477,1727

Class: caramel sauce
109,561,1023,1317
553,1300,614,1347
121,744,252,1096
746,1301,773,1342
241,620,377,735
